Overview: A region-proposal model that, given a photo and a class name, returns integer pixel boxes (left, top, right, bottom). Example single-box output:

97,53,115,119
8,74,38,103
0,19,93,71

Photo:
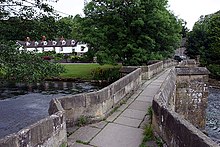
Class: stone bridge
0,60,219,147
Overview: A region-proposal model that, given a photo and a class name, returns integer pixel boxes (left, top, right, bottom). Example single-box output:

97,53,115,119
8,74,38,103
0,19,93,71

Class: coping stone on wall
176,67,210,75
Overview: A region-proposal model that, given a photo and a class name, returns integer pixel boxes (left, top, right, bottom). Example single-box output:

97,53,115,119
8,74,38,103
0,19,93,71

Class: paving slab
118,103,129,111
106,110,122,122
128,100,151,111
130,89,143,99
90,123,143,147
140,115,151,129
70,143,93,147
136,95,154,102
140,87,159,97
121,109,146,120
114,116,142,128
89,121,108,129
68,126,100,145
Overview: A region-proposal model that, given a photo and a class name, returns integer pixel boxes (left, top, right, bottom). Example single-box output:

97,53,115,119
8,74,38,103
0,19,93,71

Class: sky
50,0,220,30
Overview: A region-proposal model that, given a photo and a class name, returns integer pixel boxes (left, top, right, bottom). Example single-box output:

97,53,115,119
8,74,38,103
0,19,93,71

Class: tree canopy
0,0,57,19
78,0,182,65
0,42,65,84
187,11,220,78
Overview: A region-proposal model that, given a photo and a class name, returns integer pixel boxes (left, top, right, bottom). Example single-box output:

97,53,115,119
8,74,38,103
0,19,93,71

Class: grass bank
59,63,121,80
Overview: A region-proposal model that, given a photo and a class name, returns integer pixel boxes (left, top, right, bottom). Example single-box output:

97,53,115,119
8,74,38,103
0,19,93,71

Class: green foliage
59,143,67,147
79,0,182,65
91,66,121,83
143,124,154,142
187,11,220,78
207,64,220,78
148,106,153,124
0,0,56,19
0,42,65,83
76,115,88,127
60,64,118,80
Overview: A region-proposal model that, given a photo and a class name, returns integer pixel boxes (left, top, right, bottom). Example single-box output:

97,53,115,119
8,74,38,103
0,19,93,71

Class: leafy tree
0,42,65,83
187,11,220,78
0,0,57,19
79,0,182,65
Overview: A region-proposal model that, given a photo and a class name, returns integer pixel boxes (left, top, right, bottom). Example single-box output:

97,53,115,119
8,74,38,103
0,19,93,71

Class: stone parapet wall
175,67,210,130
141,60,177,80
49,68,142,127
152,68,218,147
0,111,67,147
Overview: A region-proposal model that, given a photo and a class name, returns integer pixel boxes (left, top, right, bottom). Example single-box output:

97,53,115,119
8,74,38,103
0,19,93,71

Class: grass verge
59,63,120,80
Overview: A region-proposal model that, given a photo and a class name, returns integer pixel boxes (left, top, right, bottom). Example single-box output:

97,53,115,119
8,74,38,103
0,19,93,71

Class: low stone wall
163,59,177,69
152,68,218,147
0,111,67,147
49,68,142,127
141,60,176,80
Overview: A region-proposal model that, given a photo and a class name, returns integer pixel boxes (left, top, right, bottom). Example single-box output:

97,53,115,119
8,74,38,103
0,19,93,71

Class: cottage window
43,41,47,46
62,40,66,45
52,41,57,45
35,41,39,46
71,40,75,45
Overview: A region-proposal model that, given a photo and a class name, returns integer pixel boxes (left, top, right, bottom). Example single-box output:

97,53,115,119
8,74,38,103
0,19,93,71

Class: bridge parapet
152,67,218,147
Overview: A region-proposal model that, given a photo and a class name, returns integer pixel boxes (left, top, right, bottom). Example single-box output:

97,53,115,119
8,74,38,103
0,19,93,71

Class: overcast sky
50,0,220,30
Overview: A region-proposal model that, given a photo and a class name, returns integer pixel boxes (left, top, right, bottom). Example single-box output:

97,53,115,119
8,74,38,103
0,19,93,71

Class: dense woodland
1,0,219,81
186,11,220,78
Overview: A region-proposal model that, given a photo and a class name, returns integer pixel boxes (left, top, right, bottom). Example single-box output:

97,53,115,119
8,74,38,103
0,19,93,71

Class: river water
206,87,220,145
0,82,220,144
0,81,101,139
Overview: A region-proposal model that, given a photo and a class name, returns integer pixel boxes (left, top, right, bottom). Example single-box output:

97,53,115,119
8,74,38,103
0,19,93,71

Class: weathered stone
121,109,146,120
128,100,151,111
136,95,153,102
89,121,108,129
106,110,122,122
90,123,143,147
68,126,100,144
114,116,142,128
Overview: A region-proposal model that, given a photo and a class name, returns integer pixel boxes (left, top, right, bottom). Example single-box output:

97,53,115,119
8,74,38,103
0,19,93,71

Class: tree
0,0,57,19
0,42,65,84
79,0,182,65
187,11,220,78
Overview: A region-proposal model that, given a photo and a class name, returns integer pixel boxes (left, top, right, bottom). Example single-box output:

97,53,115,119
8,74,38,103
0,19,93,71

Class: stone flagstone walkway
67,68,171,147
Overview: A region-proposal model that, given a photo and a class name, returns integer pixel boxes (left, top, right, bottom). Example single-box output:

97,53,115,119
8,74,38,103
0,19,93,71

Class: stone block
68,126,100,144
90,123,143,147
114,116,142,128
0,134,19,147
128,100,151,112
89,121,108,129
59,95,86,110
121,109,146,120
136,95,153,102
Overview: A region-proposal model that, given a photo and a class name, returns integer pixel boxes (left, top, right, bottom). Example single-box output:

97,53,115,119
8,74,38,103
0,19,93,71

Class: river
206,87,220,145
0,82,220,144
0,81,101,139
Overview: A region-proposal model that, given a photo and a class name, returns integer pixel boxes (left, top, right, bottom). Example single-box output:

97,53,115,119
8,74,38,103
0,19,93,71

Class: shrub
91,66,121,83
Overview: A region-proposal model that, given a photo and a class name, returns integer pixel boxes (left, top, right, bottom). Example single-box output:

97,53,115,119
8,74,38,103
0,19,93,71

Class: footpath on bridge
67,68,172,147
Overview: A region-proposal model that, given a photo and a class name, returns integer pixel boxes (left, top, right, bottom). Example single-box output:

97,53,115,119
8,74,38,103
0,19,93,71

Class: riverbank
59,63,121,80
209,78,220,88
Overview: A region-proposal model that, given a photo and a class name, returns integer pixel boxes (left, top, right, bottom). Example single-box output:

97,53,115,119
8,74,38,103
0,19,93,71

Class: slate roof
17,39,78,48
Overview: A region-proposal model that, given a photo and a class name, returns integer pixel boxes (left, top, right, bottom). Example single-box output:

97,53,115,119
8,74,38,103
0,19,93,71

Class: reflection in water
0,81,101,138
0,81,101,100
206,87,220,145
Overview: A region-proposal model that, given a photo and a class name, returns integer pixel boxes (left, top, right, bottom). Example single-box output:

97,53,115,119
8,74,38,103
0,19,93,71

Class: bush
91,66,121,83
208,64,220,79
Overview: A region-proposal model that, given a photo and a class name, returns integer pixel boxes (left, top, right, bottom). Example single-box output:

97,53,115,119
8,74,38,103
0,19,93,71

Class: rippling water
0,81,101,139
206,87,220,145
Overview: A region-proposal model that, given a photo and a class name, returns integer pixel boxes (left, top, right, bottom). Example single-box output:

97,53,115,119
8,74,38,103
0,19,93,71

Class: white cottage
17,39,88,55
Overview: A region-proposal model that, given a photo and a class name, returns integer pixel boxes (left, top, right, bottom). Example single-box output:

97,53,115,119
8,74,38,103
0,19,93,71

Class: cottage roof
17,39,78,48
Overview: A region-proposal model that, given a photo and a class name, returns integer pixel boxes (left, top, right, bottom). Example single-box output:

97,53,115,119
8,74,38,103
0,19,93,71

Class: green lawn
60,63,120,80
